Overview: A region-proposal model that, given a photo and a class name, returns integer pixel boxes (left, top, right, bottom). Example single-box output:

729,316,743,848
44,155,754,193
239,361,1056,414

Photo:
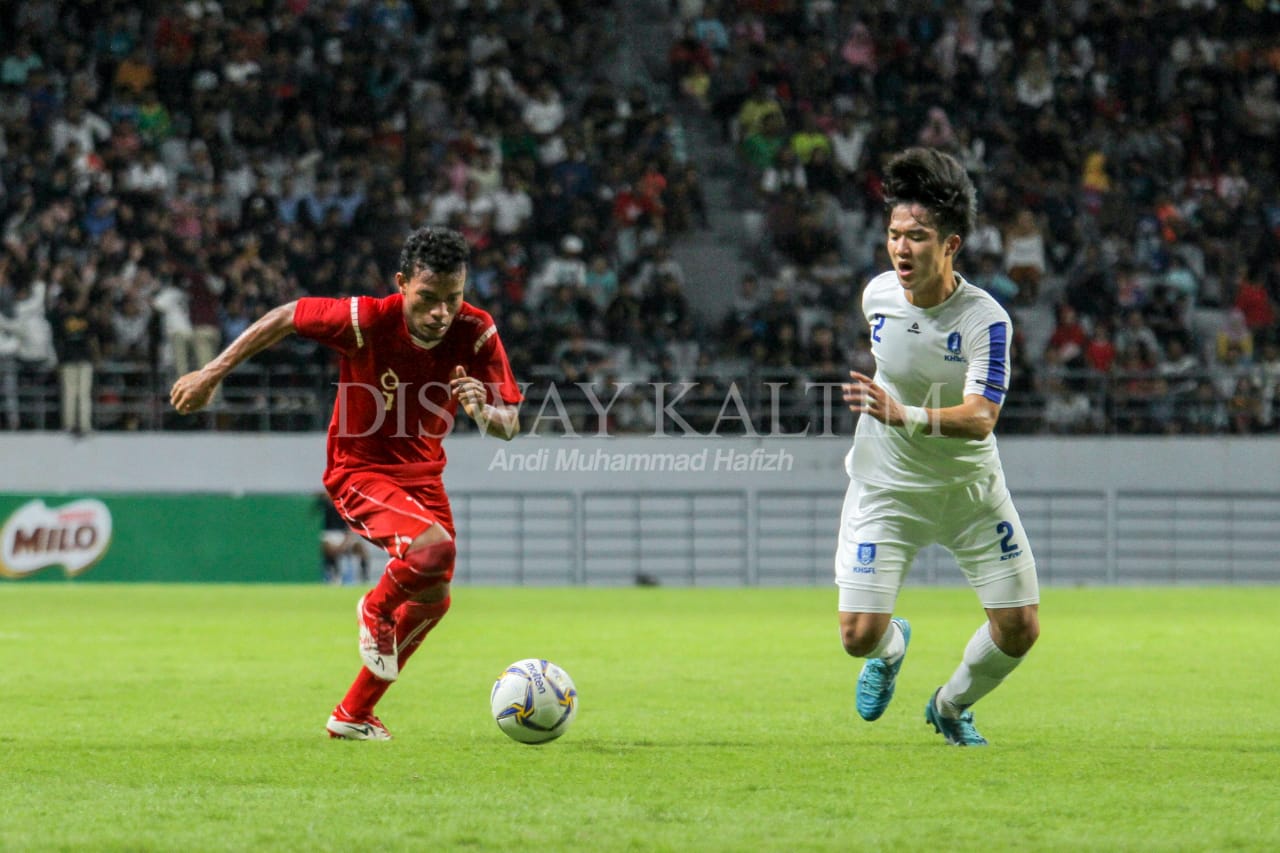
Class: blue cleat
925,687,988,746
855,617,911,721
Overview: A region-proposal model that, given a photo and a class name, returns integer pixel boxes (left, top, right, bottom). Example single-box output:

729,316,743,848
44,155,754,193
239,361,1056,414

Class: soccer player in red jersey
170,227,522,740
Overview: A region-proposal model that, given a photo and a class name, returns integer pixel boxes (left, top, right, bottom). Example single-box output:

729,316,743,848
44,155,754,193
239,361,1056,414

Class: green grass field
1,585,1277,852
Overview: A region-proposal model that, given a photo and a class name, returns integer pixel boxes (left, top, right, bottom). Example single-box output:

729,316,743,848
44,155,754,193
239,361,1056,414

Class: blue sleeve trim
982,322,1009,403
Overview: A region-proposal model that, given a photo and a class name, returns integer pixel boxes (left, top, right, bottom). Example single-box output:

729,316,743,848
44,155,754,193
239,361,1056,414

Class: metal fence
450,489,1280,586
10,361,331,432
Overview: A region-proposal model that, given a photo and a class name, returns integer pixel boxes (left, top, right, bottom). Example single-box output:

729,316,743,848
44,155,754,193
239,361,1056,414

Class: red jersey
294,295,523,488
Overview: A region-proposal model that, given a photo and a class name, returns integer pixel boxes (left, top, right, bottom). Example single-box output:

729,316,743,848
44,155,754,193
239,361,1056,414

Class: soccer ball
490,658,578,744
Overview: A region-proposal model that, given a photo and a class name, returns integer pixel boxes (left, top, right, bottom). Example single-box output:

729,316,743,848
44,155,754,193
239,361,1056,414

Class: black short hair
882,147,977,242
399,227,470,278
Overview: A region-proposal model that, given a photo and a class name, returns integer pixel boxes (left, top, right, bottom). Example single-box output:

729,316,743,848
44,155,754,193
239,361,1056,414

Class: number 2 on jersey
996,520,1018,553
870,314,886,342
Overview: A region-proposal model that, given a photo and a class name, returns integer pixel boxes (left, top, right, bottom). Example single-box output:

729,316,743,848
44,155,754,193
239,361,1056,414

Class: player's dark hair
882,147,977,242
399,226,470,277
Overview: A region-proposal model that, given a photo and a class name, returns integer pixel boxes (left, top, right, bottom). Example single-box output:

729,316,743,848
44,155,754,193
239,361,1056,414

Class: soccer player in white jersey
835,147,1040,746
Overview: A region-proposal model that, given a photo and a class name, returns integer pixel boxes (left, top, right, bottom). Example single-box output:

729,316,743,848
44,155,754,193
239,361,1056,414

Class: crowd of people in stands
673,0,1280,435
0,0,1278,436
0,0,711,432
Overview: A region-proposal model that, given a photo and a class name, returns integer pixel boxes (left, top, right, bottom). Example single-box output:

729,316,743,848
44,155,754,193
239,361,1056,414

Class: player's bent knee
839,616,889,658
841,632,876,658
991,607,1039,656
405,537,456,574
1017,617,1041,654
1004,633,1038,657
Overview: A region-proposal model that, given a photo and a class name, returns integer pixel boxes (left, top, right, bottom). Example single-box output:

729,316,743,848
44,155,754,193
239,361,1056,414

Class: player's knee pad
404,537,456,584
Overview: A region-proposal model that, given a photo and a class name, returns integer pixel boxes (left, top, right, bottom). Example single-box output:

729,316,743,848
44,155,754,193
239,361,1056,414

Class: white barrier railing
450,489,1280,586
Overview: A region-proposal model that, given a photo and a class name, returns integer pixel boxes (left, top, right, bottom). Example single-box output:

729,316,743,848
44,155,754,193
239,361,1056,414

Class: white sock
936,622,1023,718
865,619,905,665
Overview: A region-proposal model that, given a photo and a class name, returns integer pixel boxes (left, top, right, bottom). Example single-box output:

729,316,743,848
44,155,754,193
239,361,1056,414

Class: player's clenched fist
171,371,216,415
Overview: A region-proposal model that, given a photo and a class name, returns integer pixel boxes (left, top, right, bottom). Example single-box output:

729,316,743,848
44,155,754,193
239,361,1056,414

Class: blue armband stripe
983,322,1008,403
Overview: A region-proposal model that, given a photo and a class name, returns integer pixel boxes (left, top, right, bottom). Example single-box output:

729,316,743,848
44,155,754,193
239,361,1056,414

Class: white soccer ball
490,658,578,744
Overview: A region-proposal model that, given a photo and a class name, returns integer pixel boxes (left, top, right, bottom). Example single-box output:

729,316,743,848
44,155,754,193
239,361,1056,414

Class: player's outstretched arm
170,301,299,415
450,365,521,440
843,371,1000,440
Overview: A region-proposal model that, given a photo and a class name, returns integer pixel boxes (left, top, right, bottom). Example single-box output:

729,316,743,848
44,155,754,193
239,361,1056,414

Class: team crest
856,542,876,565
946,332,962,354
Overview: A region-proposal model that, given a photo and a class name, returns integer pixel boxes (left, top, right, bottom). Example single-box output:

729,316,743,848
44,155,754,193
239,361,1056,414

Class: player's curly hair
399,226,470,277
882,147,977,242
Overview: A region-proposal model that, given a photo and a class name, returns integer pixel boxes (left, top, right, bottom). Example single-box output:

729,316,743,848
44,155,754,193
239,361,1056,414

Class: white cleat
327,711,392,741
357,594,398,681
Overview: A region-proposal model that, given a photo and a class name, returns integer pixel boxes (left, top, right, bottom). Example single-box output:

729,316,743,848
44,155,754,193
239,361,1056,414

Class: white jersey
847,271,1012,490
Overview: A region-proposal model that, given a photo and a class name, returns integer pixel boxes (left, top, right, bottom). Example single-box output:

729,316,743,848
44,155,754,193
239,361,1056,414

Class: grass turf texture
1,586,1277,852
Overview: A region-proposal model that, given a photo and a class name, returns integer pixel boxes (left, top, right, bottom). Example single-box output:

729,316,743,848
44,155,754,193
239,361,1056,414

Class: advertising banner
0,494,323,582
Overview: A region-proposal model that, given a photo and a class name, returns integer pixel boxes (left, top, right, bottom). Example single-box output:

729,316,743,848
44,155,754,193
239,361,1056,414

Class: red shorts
327,472,455,562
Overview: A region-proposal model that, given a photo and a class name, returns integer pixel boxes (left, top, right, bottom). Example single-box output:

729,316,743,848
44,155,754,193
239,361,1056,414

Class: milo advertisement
0,494,321,582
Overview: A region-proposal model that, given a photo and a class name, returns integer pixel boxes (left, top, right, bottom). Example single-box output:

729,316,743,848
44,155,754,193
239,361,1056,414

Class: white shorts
834,470,1040,613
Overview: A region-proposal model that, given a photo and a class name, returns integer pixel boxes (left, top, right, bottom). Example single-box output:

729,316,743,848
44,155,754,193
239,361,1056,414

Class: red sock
363,540,455,615
339,596,451,718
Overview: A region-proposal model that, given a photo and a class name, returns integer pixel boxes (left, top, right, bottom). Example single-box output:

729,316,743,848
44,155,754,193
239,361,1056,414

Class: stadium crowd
672,0,1280,435
0,0,1278,436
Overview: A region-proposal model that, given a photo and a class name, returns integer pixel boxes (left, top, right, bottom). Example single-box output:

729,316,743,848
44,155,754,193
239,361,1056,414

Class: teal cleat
855,617,911,721
925,687,988,746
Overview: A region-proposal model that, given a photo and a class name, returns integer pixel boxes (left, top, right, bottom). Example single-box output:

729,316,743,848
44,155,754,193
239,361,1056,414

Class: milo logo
0,498,113,579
